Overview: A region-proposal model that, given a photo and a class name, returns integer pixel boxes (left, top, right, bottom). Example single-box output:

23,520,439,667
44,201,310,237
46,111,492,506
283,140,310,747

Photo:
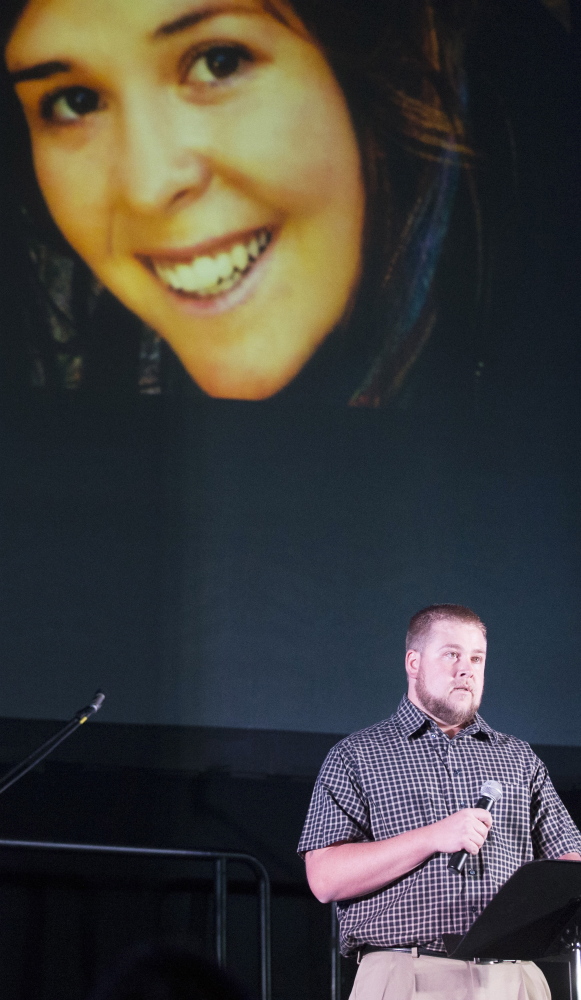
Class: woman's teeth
152,229,271,297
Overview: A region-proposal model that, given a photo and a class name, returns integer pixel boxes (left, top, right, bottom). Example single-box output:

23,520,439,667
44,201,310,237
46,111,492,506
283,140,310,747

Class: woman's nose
114,93,212,213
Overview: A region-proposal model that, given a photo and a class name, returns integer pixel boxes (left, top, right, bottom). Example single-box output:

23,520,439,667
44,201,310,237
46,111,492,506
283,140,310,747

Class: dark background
1,0,579,744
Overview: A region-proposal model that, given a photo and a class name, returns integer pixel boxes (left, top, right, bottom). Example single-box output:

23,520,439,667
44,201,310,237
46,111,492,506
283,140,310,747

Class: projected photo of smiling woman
0,0,477,404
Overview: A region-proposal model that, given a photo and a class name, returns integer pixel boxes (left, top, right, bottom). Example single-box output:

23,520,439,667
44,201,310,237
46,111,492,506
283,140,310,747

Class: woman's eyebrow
5,9,229,84
8,0,282,86
153,2,258,38
8,60,71,85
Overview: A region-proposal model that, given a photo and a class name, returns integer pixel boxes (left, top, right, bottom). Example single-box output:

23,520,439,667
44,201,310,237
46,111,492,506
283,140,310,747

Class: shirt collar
394,695,498,742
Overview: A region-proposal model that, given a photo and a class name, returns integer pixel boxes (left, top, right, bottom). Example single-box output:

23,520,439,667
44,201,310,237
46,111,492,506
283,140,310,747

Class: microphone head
90,691,106,713
480,779,502,802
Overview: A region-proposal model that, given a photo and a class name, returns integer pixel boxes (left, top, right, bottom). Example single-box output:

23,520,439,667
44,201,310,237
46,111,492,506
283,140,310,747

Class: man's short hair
406,604,486,651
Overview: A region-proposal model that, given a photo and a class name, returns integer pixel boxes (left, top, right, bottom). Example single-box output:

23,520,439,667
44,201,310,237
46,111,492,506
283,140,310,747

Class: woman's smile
7,0,365,399
142,225,274,314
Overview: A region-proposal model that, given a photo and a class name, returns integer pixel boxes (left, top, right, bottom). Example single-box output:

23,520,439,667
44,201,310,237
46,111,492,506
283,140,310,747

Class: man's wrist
407,823,438,865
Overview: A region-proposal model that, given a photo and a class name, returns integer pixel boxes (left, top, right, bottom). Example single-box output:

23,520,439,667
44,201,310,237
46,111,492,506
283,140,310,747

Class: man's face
407,619,486,728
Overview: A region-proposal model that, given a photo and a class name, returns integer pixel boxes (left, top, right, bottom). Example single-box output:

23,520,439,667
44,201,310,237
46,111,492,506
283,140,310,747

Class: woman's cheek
226,66,356,215
31,131,106,259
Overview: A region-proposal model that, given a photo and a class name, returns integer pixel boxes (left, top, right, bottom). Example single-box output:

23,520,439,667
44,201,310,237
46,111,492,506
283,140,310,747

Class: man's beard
416,666,481,727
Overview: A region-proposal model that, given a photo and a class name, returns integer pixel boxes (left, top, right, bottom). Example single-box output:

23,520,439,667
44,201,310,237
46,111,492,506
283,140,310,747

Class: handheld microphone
448,779,503,874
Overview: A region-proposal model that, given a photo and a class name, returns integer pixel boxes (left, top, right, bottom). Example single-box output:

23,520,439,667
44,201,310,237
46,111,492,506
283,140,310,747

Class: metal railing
330,902,342,1000
0,837,271,1000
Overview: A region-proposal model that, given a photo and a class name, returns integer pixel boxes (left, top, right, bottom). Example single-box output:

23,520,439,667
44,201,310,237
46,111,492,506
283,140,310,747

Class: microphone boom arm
0,691,105,798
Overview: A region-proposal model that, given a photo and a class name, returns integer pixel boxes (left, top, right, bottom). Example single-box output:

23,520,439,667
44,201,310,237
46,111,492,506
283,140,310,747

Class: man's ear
405,648,421,680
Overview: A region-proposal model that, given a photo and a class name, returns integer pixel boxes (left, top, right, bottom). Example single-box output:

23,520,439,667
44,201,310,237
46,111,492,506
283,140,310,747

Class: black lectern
443,861,581,1000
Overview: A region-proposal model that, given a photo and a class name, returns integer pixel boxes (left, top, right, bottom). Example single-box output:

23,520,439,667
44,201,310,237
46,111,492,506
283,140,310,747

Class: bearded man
298,604,581,1000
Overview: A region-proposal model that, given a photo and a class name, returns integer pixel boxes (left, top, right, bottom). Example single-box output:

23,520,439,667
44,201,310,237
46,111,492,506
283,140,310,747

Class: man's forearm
305,808,492,903
307,839,581,905
305,828,434,903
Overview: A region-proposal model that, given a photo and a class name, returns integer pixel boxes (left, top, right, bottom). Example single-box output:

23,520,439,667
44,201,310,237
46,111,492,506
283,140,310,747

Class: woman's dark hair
288,0,477,404
86,942,252,1000
0,0,476,402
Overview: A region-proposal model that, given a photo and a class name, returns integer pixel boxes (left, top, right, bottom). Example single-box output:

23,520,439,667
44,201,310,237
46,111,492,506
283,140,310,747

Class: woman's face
6,0,365,399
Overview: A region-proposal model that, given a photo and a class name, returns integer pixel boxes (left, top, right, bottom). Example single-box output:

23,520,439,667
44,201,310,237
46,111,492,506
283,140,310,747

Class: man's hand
427,809,492,856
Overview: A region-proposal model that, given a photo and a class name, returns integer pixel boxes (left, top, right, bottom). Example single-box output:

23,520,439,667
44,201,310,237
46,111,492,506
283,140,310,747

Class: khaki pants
349,950,551,1000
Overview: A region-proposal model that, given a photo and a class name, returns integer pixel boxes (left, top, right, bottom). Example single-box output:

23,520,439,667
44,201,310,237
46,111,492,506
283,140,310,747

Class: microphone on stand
448,779,503,874
75,690,106,723
0,690,105,798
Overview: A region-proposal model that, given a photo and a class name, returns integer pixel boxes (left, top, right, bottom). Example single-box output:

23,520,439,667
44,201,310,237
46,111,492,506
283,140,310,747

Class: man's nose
114,94,212,214
455,655,473,676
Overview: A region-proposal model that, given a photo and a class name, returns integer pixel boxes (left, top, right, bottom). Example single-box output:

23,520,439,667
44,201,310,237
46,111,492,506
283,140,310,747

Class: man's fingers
464,835,485,854
431,809,494,855
462,815,491,853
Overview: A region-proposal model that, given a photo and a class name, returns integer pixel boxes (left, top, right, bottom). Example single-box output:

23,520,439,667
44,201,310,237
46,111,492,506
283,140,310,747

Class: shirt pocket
486,781,532,882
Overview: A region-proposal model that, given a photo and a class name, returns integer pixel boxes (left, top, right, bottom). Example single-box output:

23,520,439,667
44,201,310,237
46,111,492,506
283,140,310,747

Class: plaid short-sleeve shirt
298,696,581,957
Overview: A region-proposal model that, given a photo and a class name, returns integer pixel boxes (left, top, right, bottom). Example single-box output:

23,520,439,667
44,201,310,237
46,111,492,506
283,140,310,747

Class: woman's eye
41,87,101,123
187,45,251,84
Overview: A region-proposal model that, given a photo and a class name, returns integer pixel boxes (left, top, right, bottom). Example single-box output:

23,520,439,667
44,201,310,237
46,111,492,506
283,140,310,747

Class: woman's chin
175,352,305,401
161,304,337,400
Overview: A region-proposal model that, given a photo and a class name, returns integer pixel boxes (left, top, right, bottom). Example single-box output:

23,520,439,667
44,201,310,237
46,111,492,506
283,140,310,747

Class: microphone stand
0,691,105,797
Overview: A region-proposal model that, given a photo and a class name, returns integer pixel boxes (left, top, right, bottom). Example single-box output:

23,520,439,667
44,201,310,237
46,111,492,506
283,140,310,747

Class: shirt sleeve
530,757,581,859
297,743,373,858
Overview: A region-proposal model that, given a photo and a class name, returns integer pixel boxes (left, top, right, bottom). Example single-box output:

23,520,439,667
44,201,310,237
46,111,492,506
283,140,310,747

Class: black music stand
443,861,581,1000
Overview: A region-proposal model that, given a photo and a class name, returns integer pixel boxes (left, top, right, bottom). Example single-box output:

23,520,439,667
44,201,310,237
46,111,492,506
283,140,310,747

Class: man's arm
529,758,581,862
306,808,492,903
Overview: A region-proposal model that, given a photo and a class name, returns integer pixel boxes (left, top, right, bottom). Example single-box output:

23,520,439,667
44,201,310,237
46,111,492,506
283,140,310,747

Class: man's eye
41,86,101,123
187,45,251,84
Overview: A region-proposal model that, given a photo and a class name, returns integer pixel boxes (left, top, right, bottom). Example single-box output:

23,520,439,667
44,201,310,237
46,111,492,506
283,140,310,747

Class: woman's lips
142,227,272,300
